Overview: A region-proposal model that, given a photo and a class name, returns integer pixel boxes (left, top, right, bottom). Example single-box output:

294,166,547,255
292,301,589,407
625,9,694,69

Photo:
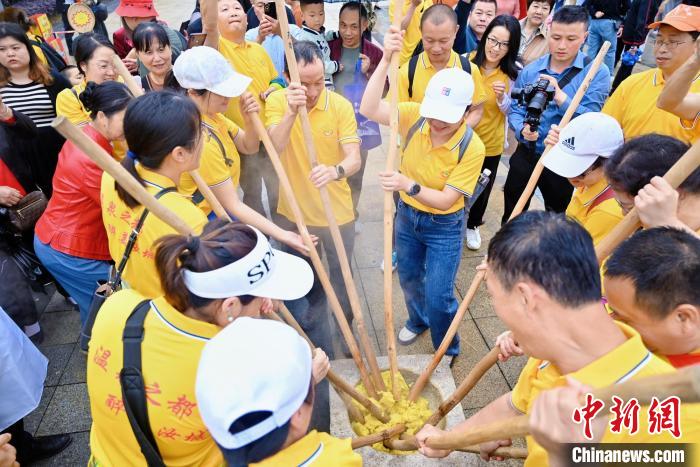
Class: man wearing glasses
502,5,610,224
604,4,700,145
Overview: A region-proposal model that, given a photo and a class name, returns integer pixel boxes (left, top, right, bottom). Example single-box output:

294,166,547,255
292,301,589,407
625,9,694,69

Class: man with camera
502,5,610,224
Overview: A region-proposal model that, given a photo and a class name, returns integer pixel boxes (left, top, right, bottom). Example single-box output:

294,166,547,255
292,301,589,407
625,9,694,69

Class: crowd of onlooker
1,0,699,465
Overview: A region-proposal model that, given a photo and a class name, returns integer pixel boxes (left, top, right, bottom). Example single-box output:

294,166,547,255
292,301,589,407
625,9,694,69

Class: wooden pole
351,424,406,450
381,0,404,402
408,270,485,401
425,365,700,451
112,55,144,97
273,0,384,394
52,117,193,235
189,169,232,221
595,137,700,262
250,113,377,398
275,303,390,422
383,435,527,459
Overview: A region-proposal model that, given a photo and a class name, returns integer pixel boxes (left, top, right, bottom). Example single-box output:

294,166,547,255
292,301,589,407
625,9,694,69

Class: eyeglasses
654,39,689,50
485,36,510,50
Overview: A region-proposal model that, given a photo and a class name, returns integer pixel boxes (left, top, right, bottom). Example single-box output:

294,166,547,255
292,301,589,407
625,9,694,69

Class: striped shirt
0,81,55,127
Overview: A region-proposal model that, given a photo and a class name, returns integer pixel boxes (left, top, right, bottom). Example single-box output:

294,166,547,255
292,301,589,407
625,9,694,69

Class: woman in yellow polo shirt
173,46,309,255
101,91,207,298
466,14,522,250
542,112,624,245
361,27,485,356
56,34,117,125
87,220,315,467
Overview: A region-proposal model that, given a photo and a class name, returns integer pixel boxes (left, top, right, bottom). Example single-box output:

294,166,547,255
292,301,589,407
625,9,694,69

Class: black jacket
622,0,663,45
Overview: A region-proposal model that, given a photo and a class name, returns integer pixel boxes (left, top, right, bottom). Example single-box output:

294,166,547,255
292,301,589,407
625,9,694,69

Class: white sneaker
466,227,481,250
398,326,420,345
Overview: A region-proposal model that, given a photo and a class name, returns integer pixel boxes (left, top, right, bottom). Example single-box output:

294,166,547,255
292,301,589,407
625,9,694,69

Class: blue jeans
395,200,465,356
587,19,618,74
34,236,111,324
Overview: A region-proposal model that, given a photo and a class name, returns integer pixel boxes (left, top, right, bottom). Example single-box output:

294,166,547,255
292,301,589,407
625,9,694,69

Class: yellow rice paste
351,370,431,453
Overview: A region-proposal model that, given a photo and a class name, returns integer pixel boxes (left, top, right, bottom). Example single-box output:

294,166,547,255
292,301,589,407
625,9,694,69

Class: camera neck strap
555,56,592,91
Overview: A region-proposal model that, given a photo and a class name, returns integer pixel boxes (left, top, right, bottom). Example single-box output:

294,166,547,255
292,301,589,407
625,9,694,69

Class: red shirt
0,159,26,196
35,125,112,260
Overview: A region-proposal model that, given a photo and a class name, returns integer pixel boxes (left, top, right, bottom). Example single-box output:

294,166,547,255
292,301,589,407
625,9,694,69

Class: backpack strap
456,126,474,164
192,123,233,205
111,187,176,289
586,185,616,215
119,300,166,467
402,117,425,152
557,56,592,90
458,54,472,75
407,54,420,99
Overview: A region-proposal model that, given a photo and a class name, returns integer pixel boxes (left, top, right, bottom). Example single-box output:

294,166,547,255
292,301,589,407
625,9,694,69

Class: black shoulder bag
79,188,176,352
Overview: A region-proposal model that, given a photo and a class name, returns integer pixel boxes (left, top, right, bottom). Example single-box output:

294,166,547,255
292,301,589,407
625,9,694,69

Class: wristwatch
335,164,346,180
407,182,421,197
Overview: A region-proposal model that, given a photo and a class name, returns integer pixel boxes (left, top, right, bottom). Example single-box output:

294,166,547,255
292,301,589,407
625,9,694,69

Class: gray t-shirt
334,45,361,96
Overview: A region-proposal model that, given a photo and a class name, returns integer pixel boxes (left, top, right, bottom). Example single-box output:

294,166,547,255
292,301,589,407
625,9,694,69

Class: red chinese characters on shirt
167,395,197,420
184,430,208,442
93,346,111,372
572,393,605,440
157,427,180,440
106,394,124,415
648,396,681,438
145,382,163,407
609,396,640,435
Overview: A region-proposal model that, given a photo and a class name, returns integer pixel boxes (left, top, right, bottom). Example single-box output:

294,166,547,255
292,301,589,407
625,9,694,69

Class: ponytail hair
117,90,201,208
154,220,258,313
79,81,133,120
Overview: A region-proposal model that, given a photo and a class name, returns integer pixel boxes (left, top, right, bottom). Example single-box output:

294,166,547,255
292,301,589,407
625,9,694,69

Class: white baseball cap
420,66,474,124
173,46,252,97
182,226,313,300
542,112,624,178
196,317,313,450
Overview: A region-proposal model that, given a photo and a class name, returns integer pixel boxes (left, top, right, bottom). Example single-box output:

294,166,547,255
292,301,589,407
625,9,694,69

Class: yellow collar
310,88,330,113
255,431,324,466
559,322,653,386
222,36,250,49
150,296,220,341
420,50,459,70
135,164,178,190
419,118,470,151
577,178,611,206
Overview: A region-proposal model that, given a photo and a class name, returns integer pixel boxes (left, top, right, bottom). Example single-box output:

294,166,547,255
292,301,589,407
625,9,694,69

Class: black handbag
5,190,48,233
80,188,175,352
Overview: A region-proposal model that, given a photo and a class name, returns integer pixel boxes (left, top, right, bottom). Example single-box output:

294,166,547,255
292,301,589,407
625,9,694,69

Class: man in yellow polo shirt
657,35,700,142
414,211,700,464
605,228,700,369
390,0,433,66
397,4,486,128
201,0,283,218
603,4,700,144
266,41,361,431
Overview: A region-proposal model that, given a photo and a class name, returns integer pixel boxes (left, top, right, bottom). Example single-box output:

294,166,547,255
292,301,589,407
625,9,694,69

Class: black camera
511,78,556,133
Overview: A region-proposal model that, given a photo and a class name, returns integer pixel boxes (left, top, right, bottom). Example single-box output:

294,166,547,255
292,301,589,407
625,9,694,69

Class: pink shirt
496,0,520,17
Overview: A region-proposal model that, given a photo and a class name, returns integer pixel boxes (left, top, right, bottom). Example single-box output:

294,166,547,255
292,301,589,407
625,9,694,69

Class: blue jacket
509,51,611,154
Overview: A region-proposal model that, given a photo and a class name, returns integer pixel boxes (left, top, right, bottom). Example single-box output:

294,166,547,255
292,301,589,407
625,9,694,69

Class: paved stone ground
28,1,540,465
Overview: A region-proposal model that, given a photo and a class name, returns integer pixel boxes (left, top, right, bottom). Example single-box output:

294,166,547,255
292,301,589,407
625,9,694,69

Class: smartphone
187,33,207,48
263,1,277,19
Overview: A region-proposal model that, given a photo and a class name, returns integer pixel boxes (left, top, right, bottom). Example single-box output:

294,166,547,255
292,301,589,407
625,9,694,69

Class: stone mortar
330,354,483,466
